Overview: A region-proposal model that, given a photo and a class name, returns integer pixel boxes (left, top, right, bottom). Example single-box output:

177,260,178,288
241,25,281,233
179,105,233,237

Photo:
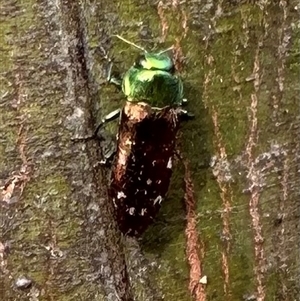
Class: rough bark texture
0,0,299,301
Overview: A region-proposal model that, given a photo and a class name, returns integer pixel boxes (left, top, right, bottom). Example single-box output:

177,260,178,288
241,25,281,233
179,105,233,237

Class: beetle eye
134,54,146,68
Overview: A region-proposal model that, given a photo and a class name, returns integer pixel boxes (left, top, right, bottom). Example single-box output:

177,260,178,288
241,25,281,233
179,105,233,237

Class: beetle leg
106,61,122,88
98,134,117,166
182,98,188,105
94,108,121,136
178,108,195,121
99,46,123,88
71,108,121,142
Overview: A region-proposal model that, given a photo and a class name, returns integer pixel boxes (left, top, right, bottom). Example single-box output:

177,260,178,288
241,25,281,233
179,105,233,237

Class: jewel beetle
101,36,191,236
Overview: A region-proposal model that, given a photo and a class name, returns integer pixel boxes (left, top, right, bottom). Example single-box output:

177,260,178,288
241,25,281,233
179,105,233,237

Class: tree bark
1,0,299,300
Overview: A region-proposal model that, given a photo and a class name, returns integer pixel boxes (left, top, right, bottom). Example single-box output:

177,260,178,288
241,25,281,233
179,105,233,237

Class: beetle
100,36,191,236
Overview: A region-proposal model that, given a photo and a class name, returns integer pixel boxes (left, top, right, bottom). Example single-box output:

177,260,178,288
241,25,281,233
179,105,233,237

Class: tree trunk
1,0,299,300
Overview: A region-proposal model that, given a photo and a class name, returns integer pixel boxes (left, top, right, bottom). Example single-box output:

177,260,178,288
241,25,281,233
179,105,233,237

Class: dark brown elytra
109,101,181,236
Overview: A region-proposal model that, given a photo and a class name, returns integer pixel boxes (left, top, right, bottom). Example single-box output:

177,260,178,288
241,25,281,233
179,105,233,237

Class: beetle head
134,53,175,74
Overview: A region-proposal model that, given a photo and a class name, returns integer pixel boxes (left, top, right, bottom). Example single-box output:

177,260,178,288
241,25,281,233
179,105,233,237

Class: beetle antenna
158,46,174,55
113,35,147,53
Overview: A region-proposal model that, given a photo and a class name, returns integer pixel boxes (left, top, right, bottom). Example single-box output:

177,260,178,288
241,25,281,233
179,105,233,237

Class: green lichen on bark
1,0,299,301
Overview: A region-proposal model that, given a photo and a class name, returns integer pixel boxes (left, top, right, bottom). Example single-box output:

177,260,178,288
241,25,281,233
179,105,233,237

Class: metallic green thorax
122,53,183,107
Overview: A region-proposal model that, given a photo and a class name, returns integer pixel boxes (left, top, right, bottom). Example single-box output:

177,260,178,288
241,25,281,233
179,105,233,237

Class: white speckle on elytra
125,138,132,146
152,160,156,166
127,207,135,215
117,191,127,199
140,208,147,216
153,195,163,205
157,180,161,184
138,177,141,181
167,157,172,169
140,170,143,175
144,190,147,195
143,152,146,156
146,179,152,185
